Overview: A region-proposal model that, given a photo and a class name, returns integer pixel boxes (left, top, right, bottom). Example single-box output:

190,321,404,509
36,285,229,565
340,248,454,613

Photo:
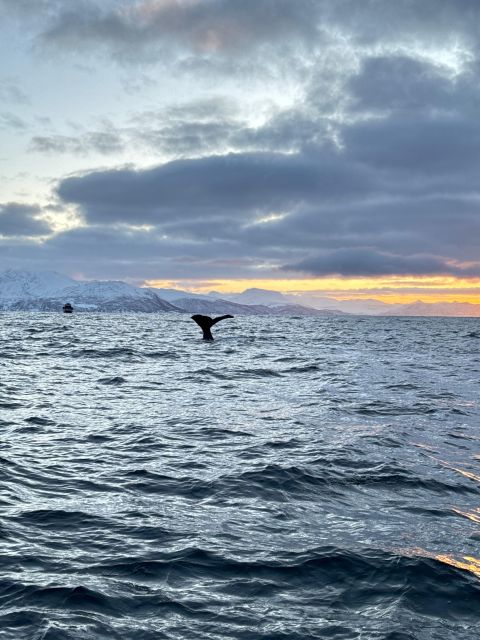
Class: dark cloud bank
2,0,480,281
0,203,51,238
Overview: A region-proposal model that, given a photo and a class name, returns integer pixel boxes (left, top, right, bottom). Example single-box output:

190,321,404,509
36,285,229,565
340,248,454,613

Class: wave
2,546,475,622
70,347,141,360
116,461,480,503
181,367,284,381
97,376,126,386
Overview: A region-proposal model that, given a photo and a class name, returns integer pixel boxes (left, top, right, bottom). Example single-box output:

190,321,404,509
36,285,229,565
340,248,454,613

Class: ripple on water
0,313,479,639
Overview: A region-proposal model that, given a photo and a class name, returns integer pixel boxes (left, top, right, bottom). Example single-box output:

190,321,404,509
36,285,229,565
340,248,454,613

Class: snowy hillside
221,288,290,306
173,297,268,315
214,287,387,315
0,269,75,302
173,297,345,316
0,270,178,312
145,287,210,302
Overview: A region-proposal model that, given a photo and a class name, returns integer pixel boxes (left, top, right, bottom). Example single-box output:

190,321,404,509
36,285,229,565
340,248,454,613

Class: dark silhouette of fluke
191,314,233,340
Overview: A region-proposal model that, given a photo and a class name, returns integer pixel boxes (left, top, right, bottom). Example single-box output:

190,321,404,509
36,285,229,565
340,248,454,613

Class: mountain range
0,270,341,315
379,300,480,317
1,270,479,317
211,287,480,317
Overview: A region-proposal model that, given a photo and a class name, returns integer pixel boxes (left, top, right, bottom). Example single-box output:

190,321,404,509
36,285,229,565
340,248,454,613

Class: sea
0,312,479,640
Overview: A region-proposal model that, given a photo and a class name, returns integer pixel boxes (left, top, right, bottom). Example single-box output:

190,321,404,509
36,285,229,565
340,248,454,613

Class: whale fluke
191,314,234,340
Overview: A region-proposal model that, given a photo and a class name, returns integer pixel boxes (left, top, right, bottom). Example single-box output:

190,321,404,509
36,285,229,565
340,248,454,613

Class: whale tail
191,314,234,340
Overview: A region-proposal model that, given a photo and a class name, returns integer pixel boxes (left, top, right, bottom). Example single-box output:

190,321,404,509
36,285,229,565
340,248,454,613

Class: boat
63,303,73,314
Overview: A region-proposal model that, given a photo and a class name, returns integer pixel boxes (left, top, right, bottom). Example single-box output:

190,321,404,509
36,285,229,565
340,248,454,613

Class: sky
1,0,480,302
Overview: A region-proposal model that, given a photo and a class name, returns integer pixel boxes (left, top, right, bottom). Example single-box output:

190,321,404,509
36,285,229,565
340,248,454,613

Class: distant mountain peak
0,269,76,301
381,300,480,317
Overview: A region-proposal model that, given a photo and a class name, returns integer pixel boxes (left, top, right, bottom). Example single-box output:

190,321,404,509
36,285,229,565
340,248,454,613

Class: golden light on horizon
143,275,480,304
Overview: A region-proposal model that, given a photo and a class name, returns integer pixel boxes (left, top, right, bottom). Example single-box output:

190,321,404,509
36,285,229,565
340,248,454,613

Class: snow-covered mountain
58,281,178,312
0,269,75,302
269,304,343,316
145,287,210,302
173,297,265,315
15,283,178,313
214,287,389,315
219,287,291,306
0,270,178,312
287,295,393,315
173,296,345,316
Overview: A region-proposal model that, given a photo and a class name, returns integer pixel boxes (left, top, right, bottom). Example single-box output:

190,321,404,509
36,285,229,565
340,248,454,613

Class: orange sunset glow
145,275,480,304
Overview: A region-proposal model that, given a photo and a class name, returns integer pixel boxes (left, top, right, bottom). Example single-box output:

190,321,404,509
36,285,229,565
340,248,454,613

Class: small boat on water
63,303,73,314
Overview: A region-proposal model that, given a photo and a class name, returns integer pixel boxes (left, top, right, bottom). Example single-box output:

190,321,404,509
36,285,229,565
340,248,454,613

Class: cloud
30,130,124,155
0,222,272,280
348,55,460,114
0,203,52,237
0,78,30,105
28,96,322,161
0,0,473,115
129,96,253,157
0,112,28,130
56,146,372,224
37,0,322,62
50,53,480,277
8,0,480,68
283,248,480,277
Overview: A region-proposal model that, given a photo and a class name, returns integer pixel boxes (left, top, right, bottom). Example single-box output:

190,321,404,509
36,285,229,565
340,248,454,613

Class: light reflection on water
452,506,480,524
435,555,480,579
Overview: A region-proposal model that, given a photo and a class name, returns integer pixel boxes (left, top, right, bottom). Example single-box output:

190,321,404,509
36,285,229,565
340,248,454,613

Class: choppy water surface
1,313,479,639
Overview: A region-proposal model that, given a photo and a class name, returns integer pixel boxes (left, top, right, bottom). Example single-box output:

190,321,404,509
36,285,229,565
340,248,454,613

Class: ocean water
0,312,479,640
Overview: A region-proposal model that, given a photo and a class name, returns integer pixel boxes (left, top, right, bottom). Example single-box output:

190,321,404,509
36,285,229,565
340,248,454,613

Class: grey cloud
126,52,480,163
6,0,480,94
0,203,52,237
322,0,480,51
0,223,272,280
129,97,323,158
138,120,242,157
31,130,124,155
0,112,28,130
242,193,480,266
45,40,480,278
29,95,325,162
284,249,480,277
56,148,371,224
348,55,462,114
132,97,245,156
39,0,322,62
338,55,480,189
51,100,480,276
12,0,480,67
344,113,480,178
29,98,246,160
0,78,30,105
0,0,60,15
158,97,239,122
2,184,479,278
